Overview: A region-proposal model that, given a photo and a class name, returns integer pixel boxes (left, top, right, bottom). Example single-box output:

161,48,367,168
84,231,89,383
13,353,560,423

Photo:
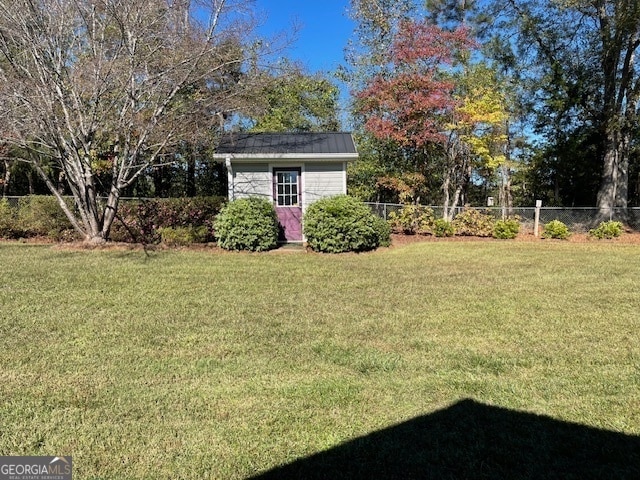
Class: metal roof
215,132,357,156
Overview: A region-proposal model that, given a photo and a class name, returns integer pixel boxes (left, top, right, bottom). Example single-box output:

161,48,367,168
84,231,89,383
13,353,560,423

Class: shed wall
230,163,271,199
304,162,346,204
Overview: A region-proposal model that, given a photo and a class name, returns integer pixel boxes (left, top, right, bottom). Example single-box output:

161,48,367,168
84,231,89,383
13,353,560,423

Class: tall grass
0,242,638,478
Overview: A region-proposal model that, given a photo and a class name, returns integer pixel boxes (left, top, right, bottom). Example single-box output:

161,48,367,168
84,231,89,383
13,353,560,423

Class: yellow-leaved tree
442,63,512,219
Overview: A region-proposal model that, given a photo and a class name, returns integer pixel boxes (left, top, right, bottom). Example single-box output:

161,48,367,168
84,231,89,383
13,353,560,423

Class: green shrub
387,205,435,235
589,220,623,239
158,226,209,246
17,195,75,240
542,220,571,240
0,198,18,238
493,218,520,239
303,195,390,253
433,218,454,237
451,208,495,237
214,197,279,251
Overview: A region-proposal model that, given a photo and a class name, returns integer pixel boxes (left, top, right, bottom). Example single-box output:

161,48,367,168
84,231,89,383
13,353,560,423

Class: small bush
158,226,209,246
542,220,571,240
433,218,454,237
214,197,279,251
303,195,390,253
388,205,435,235
451,208,495,237
493,218,520,239
589,220,623,239
17,195,74,240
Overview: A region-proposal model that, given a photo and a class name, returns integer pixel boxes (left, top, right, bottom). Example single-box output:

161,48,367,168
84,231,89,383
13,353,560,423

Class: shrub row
0,196,75,240
388,206,627,241
1,196,626,248
388,206,519,239
109,196,226,243
0,196,226,243
542,219,623,240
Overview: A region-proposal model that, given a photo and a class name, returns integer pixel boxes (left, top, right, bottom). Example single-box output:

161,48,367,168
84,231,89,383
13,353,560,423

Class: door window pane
275,170,299,206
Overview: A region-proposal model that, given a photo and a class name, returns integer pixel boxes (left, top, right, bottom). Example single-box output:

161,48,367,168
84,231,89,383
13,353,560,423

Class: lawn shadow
250,398,640,480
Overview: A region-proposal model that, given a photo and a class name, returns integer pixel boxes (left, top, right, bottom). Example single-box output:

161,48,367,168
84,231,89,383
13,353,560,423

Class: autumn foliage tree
357,21,473,147
354,20,475,210
447,63,511,216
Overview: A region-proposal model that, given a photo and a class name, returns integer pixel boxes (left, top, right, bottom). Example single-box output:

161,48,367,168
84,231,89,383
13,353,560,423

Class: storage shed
214,132,358,242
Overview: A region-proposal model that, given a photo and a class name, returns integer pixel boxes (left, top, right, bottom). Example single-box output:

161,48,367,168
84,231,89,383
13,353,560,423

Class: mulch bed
390,231,640,246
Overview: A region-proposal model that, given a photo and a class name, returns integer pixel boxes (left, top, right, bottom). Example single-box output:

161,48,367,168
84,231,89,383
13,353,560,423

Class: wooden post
534,200,542,237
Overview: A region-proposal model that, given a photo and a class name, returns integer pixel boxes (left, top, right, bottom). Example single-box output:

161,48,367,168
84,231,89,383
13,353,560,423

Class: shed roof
215,132,357,156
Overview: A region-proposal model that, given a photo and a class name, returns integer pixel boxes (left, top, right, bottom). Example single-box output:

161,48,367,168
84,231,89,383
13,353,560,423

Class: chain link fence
4,196,640,233
366,202,640,233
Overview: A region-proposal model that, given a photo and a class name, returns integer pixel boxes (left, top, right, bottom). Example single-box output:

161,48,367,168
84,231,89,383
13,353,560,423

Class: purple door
273,168,302,241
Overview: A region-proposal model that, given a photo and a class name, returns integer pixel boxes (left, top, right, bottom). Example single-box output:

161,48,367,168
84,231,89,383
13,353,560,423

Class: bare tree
0,0,269,242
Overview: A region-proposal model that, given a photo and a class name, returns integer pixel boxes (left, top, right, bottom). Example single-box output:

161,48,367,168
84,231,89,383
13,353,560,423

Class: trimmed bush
542,220,571,240
493,218,520,239
214,197,279,251
110,196,225,243
388,205,435,235
451,208,495,237
433,218,454,237
589,220,623,239
303,195,390,253
158,226,209,246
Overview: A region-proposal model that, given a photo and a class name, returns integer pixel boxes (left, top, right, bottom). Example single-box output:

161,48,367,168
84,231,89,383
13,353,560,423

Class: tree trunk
596,130,629,223
2,158,10,197
100,186,121,242
442,169,452,221
499,164,513,219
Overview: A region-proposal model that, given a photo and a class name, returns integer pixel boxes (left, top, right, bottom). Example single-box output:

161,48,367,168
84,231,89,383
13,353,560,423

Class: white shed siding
303,162,346,204
230,163,271,199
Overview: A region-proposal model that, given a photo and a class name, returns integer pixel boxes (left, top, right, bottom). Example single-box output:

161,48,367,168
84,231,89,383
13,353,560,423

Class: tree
449,63,511,216
486,0,640,214
0,0,270,242
354,19,475,210
248,66,340,132
343,0,420,202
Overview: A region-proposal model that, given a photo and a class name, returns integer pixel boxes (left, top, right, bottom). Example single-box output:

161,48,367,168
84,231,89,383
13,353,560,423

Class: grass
0,241,639,478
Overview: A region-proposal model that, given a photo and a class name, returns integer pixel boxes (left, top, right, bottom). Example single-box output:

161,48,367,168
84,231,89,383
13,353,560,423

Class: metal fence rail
365,203,640,232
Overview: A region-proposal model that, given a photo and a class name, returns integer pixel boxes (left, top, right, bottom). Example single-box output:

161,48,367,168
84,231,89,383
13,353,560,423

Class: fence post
534,200,542,237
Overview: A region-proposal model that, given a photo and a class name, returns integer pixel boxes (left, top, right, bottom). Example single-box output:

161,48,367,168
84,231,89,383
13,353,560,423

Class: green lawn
0,241,639,478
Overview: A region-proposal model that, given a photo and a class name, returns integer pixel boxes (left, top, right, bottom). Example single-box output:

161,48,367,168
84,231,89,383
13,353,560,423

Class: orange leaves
355,20,474,149
392,20,475,66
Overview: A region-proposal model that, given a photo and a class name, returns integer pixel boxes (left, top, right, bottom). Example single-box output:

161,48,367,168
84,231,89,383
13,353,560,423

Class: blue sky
254,0,355,73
